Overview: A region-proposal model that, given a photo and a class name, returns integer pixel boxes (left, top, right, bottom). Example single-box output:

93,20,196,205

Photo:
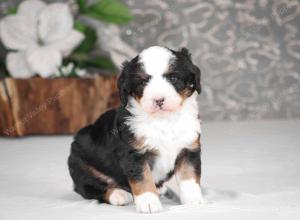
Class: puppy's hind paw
108,188,133,206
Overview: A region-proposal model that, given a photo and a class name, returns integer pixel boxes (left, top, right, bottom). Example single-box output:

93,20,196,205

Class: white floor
0,120,300,220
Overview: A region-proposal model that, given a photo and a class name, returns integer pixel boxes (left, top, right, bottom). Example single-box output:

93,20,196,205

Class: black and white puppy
68,46,203,213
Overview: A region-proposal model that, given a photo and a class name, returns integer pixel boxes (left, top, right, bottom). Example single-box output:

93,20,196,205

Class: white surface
0,120,300,219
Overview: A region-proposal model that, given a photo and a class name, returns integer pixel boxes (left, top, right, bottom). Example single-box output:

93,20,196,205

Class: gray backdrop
1,0,300,121
120,0,300,121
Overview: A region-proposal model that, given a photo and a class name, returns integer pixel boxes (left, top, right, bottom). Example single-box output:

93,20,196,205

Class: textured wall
120,0,300,120
1,0,300,121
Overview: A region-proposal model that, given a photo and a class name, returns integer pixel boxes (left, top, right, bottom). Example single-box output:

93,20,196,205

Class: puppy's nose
154,97,165,107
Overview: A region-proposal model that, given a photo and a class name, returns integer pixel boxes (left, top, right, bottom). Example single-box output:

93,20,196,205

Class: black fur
68,108,147,202
117,56,147,106
176,148,201,178
169,48,202,94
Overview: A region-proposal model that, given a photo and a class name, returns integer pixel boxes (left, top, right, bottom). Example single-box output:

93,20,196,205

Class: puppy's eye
168,75,178,84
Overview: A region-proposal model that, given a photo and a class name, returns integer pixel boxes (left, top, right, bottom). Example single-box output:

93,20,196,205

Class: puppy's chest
132,115,200,183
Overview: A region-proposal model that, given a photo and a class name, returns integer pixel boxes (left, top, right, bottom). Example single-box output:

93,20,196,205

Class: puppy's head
118,46,201,116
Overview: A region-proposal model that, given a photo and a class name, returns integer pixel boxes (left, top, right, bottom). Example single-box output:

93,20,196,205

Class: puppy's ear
192,64,201,94
179,47,202,94
179,47,191,59
117,61,130,107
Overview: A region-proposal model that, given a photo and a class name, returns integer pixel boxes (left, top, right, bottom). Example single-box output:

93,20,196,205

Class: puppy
68,46,203,213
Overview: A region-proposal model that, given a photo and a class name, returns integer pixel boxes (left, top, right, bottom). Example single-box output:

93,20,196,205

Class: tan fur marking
175,150,200,184
176,160,200,183
133,94,142,103
190,134,201,149
132,71,149,103
85,164,117,187
103,188,115,202
129,163,158,196
179,88,193,105
131,137,146,150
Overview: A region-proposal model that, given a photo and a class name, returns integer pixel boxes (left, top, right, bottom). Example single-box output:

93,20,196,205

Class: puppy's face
118,46,201,116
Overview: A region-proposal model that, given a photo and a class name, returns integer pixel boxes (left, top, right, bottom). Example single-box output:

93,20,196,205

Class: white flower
64,63,75,75
53,62,87,77
0,0,84,78
75,67,87,77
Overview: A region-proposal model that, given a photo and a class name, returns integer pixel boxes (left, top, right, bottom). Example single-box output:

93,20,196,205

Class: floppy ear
192,64,201,94
117,61,130,107
179,48,202,94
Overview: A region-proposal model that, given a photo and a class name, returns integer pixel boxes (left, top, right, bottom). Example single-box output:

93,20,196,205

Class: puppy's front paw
180,190,204,204
134,192,163,213
179,180,204,205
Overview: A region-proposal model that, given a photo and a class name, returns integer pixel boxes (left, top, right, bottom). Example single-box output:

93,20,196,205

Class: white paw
134,192,163,213
179,180,204,205
180,190,204,204
108,188,133,206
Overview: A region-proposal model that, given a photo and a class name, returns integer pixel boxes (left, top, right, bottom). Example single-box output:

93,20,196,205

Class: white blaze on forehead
139,46,174,76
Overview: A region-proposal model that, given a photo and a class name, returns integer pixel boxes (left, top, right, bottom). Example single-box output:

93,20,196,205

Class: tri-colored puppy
68,46,203,213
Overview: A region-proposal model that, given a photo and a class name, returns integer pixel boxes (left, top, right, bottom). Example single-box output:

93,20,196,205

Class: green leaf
7,7,17,15
68,52,116,71
0,43,9,78
85,0,133,24
74,21,97,53
76,0,87,13
74,21,85,32
0,70,8,79
0,60,9,78
84,56,116,70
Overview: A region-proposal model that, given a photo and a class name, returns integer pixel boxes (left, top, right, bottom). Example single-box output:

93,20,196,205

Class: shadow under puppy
68,46,203,213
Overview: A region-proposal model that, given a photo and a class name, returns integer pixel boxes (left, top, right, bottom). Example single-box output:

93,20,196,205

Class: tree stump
0,75,119,137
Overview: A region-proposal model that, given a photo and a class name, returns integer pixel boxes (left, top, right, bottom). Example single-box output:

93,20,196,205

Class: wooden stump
0,75,119,137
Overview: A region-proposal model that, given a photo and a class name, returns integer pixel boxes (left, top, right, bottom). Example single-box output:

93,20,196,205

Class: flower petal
50,30,84,57
6,52,34,78
26,46,62,77
0,15,37,50
38,3,73,44
17,0,46,26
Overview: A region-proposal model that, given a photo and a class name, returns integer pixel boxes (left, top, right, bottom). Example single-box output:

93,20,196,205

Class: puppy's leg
69,153,132,205
175,147,204,205
129,162,162,213
121,152,162,213
85,163,134,206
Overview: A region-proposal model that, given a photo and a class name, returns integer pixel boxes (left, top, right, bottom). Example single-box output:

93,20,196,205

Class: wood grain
0,75,119,136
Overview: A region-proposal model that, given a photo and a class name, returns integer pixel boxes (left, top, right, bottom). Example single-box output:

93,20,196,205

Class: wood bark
0,75,119,137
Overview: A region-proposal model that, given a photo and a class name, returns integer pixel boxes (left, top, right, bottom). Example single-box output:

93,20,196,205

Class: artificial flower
0,0,84,78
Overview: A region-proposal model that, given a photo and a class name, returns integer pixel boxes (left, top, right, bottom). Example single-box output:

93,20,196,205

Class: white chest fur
126,94,201,183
